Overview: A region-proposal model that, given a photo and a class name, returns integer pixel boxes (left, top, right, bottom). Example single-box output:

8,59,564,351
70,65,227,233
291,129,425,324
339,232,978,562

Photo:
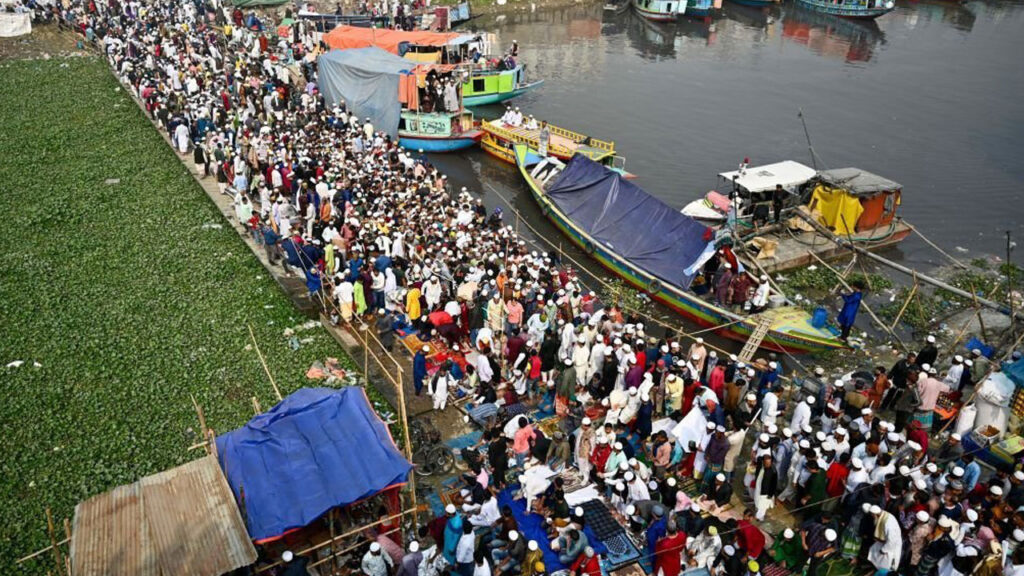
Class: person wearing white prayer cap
362,541,393,576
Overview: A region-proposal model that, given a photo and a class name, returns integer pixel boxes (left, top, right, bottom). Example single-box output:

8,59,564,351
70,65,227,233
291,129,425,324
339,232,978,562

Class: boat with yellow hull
481,119,634,178
512,144,847,355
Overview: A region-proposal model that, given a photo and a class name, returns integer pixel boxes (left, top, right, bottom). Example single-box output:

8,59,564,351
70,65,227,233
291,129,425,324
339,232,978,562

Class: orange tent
323,25,462,54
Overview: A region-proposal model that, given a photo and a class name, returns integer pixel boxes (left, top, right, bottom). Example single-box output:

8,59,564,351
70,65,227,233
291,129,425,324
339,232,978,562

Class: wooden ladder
738,315,774,363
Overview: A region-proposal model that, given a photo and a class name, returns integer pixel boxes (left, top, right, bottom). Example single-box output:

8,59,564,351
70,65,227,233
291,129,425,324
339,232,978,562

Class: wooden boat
632,0,686,21
461,66,545,107
399,109,483,152
480,119,634,178
681,160,818,222
513,144,847,355
794,0,895,19
323,25,543,107
736,167,913,273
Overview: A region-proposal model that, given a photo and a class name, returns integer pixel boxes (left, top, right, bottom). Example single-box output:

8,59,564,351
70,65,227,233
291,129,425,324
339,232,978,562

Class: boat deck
737,219,912,274
485,120,615,162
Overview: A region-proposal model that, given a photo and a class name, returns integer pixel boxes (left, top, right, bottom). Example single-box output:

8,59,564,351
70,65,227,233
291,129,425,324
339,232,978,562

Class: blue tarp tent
1005,358,1024,388
545,155,710,290
317,47,413,138
216,387,412,542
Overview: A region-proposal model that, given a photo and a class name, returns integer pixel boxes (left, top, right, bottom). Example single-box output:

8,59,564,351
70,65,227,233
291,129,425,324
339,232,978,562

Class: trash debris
104,178,120,185
283,328,295,337
288,336,300,350
307,358,348,380
299,337,315,344
263,304,274,309
6,360,24,368
201,222,223,229
955,246,969,253
33,361,41,368
807,265,818,271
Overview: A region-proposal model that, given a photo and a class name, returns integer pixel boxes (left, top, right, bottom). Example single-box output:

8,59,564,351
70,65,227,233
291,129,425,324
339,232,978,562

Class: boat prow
512,144,847,355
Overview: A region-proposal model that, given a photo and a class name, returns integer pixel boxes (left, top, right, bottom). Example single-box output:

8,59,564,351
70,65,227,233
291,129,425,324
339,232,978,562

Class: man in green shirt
769,527,806,569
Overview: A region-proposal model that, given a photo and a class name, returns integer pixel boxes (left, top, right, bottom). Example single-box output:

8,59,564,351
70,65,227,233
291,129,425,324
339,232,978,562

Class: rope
483,182,818,383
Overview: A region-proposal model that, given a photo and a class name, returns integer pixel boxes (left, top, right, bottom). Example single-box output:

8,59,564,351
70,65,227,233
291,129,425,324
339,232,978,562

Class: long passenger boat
512,144,847,354
481,119,633,177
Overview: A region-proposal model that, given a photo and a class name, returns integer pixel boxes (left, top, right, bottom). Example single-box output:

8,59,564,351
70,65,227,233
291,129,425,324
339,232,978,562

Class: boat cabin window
666,2,673,10
883,191,896,215
473,78,486,92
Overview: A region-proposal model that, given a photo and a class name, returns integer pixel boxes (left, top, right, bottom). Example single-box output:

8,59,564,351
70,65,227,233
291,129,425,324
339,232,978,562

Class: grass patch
779,265,892,295
0,57,372,569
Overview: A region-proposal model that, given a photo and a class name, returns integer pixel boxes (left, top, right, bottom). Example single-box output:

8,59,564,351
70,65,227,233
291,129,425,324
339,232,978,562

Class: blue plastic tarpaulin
216,387,412,542
1005,358,1024,388
317,47,413,138
545,155,710,290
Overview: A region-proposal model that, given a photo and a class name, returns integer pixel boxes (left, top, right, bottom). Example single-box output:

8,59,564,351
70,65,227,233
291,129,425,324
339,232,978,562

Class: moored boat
323,25,543,107
681,160,818,222
736,167,913,273
794,0,895,19
399,110,484,152
317,47,482,154
480,118,633,178
513,144,847,355
632,0,686,21
605,0,632,14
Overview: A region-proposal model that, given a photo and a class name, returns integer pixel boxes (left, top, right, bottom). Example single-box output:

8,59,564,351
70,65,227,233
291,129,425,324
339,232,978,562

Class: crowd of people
48,0,1024,574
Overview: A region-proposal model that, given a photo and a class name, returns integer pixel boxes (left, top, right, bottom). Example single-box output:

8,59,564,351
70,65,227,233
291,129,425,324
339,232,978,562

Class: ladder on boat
738,315,774,363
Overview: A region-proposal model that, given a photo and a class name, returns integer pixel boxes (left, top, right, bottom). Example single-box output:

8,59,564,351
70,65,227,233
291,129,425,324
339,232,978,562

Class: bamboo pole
63,518,71,576
254,509,417,574
793,210,1021,319
908,221,968,270
45,508,63,574
189,394,211,454
247,323,283,401
806,250,909,352
889,280,918,331
251,396,263,415
16,538,71,564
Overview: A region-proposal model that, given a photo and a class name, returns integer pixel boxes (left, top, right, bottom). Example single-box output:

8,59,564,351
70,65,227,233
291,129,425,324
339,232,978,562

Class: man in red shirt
653,522,686,576
569,547,601,576
737,509,766,559
825,453,851,500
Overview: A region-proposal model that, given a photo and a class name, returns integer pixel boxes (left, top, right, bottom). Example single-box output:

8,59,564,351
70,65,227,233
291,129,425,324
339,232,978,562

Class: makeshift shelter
808,168,902,235
216,387,412,543
70,454,256,576
323,24,466,55
317,47,414,138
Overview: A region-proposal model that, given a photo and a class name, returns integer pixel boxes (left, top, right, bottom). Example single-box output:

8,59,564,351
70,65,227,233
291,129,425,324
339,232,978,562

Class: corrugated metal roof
70,454,256,576
816,167,902,196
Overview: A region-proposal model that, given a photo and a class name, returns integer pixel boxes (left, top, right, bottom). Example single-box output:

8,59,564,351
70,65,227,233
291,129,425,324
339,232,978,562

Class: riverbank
0,55,382,570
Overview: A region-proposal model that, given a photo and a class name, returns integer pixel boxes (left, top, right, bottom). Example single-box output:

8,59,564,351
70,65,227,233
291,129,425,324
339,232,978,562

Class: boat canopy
545,155,711,290
324,24,475,54
718,160,817,193
816,168,902,196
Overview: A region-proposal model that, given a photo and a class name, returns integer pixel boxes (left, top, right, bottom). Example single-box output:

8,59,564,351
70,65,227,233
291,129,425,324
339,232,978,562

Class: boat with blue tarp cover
512,144,846,354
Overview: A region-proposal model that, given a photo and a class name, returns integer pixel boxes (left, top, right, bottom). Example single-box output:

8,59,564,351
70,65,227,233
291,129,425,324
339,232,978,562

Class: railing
482,121,616,160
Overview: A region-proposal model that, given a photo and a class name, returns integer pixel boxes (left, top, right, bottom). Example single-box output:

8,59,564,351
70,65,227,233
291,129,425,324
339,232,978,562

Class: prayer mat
496,486,608,572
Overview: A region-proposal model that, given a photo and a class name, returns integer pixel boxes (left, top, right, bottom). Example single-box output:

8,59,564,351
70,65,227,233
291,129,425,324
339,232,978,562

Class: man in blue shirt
961,452,981,493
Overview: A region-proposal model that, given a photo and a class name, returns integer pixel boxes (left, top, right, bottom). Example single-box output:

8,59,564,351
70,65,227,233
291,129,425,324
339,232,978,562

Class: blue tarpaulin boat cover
216,387,412,542
317,47,413,138
545,155,711,290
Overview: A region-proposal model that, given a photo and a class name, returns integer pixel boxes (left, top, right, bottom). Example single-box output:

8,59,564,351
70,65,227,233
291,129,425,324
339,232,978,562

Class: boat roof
324,25,476,54
816,168,902,196
718,161,817,193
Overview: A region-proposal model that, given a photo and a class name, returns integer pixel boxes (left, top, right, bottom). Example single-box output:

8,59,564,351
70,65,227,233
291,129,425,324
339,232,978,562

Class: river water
430,0,1024,276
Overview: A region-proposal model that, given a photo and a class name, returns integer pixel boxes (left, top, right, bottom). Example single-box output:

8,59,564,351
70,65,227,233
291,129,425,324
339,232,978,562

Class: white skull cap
528,540,539,551
509,531,519,541
409,541,420,552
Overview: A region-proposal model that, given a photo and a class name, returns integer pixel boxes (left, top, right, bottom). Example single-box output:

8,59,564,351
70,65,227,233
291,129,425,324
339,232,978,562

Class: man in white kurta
868,507,903,572
789,396,814,434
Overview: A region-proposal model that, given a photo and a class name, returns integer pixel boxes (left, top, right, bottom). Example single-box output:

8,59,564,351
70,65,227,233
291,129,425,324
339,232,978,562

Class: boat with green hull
512,144,847,355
